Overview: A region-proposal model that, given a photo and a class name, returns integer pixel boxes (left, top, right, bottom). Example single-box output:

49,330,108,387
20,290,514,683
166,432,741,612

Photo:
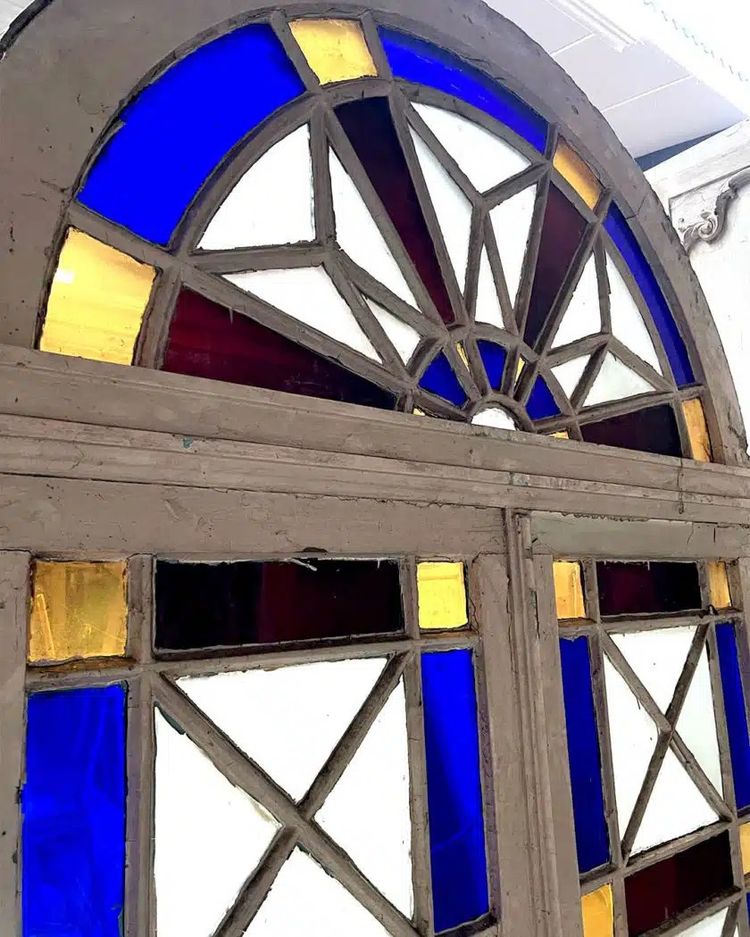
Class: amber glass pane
290,19,377,84
597,561,701,617
581,884,613,937
155,559,404,650
740,823,750,875
335,97,455,324
553,139,601,210
707,561,731,610
162,289,395,409
580,404,683,457
417,562,468,631
682,398,712,462
40,229,155,365
523,184,588,347
624,832,732,935
553,561,586,620
29,561,127,662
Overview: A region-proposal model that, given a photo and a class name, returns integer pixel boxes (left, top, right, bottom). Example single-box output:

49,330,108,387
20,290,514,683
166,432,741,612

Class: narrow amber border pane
40,229,156,365
581,884,613,937
290,19,378,84
553,138,601,210
29,560,128,662
707,561,731,610
417,561,468,630
553,560,586,620
682,398,713,462
740,823,750,875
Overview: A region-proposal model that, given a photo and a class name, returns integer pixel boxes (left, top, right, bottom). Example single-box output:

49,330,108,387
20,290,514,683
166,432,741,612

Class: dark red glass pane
597,561,701,616
162,289,396,410
155,558,405,650
580,404,682,457
523,185,588,346
624,832,733,936
335,97,455,325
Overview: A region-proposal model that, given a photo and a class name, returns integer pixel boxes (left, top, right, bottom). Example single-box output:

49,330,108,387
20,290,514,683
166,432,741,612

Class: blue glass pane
559,637,609,873
478,340,506,390
420,352,468,406
23,685,126,937
527,375,560,419
79,25,305,245
604,204,694,386
716,623,750,809
380,28,547,153
422,649,489,932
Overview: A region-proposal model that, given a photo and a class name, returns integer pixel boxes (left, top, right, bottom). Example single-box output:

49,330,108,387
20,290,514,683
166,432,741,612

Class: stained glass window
21,553,491,936
35,14,709,461
556,558,750,936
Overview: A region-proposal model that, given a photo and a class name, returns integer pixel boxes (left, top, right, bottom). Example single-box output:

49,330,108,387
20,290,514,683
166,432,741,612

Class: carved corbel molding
678,167,750,252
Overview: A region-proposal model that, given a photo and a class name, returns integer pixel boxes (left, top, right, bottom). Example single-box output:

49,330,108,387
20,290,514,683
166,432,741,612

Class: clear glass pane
364,297,421,363
154,709,279,937
316,679,413,915
584,353,654,407
489,186,536,308
471,407,517,430
675,647,722,792
610,626,695,712
552,355,590,398
178,658,387,801
606,256,662,374
603,657,657,832
631,747,717,855
679,909,729,937
552,254,600,348
329,150,417,307
200,124,315,249
412,102,529,193
410,129,473,293
225,266,380,360
474,246,505,328
245,847,390,936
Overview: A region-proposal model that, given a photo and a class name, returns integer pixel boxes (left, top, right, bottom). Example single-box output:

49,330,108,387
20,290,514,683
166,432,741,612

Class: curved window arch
4,7,750,937
39,16,709,458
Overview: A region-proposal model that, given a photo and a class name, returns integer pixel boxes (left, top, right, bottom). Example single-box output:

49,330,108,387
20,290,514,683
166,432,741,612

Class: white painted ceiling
0,0,744,158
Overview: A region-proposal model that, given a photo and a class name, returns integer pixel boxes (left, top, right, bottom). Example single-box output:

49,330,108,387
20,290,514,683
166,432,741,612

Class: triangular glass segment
410,129,473,293
603,657,658,833
489,186,536,309
329,151,417,308
412,103,530,193
552,254,601,348
364,297,421,363
631,747,718,854
676,646,723,793
200,125,315,250
225,266,380,361
679,909,728,937
607,256,662,375
552,355,589,398
584,353,655,407
178,658,387,802
245,847,390,937
316,680,413,915
474,246,504,328
611,627,695,713
154,709,279,937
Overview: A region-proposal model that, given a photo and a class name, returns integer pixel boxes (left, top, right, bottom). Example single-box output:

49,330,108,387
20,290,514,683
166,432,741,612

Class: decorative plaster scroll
679,167,750,253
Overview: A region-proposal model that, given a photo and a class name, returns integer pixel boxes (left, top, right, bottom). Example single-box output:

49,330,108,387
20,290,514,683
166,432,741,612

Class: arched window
2,5,750,937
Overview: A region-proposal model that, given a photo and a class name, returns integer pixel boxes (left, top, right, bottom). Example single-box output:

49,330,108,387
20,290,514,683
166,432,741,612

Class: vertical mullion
124,555,155,937
0,552,30,937
401,558,433,936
